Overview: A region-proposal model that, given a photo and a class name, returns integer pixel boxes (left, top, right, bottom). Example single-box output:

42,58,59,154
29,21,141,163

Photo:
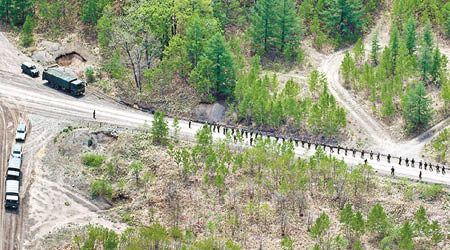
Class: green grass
82,154,106,169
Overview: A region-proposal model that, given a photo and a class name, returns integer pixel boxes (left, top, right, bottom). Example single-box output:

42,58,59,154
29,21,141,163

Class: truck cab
5,180,20,209
71,79,86,95
11,144,22,158
15,123,27,141
21,62,39,78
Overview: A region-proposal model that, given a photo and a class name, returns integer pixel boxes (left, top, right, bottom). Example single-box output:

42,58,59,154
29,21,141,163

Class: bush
420,184,443,201
85,67,96,83
90,178,114,198
82,154,105,168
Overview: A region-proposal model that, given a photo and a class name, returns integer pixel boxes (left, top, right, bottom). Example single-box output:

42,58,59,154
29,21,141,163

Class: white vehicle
15,123,27,141
11,144,22,158
8,156,21,171
6,170,20,180
5,179,19,209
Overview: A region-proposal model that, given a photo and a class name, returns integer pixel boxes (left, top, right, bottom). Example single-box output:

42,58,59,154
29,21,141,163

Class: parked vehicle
15,123,27,141
8,156,21,172
11,144,22,158
21,62,39,77
42,68,86,96
5,179,19,209
6,170,20,180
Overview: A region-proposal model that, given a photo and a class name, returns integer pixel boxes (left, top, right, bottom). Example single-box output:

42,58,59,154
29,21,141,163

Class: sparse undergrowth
424,128,450,164
47,124,449,249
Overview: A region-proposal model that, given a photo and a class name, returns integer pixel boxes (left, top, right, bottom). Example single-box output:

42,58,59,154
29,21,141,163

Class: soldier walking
391,166,395,176
419,171,422,180
189,120,192,128
93,110,96,119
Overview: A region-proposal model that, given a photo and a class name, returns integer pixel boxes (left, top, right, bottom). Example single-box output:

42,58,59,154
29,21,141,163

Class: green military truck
42,68,86,96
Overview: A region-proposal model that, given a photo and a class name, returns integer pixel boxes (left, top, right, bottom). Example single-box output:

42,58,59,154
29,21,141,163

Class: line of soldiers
187,120,447,175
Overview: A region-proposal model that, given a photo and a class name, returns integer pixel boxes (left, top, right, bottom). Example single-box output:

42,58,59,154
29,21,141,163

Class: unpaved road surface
0,20,449,248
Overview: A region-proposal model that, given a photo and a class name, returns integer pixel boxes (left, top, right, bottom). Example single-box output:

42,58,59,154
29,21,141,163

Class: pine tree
0,0,12,22
429,220,444,245
151,110,169,145
371,31,380,65
21,15,34,47
352,38,365,66
430,45,443,84
442,78,450,107
420,21,434,82
402,82,433,132
201,32,236,100
10,0,32,25
413,206,429,236
185,16,218,67
276,0,303,56
404,16,417,55
211,0,243,29
310,212,330,248
381,90,395,118
97,8,113,53
339,203,354,238
321,0,363,44
367,204,389,239
390,26,400,73
311,14,326,50
249,0,278,54
399,221,415,250
341,51,355,88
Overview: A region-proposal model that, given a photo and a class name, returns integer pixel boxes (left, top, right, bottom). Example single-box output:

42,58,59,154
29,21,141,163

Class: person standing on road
391,166,395,176
419,171,422,180
93,110,96,119
189,120,191,128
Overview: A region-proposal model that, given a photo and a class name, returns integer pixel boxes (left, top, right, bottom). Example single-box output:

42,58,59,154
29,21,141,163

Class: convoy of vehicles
21,62,39,78
5,124,26,209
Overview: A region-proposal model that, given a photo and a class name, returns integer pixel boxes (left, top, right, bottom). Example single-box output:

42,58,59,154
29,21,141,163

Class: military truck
21,62,39,77
42,68,86,96
8,156,21,172
5,179,19,209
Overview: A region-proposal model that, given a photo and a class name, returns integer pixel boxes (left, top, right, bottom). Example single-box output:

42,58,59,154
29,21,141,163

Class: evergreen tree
381,89,395,118
404,16,417,55
81,0,111,26
0,0,12,22
249,0,278,54
402,82,433,132
339,203,354,238
429,220,444,245
311,14,326,50
341,51,355,88
185,16,218,67
21,15,34,47
430,45,444,84
413,206,429,236
442,78,450,107
371,31,380,65
97,8,113,53
193,32,236,101
151,110,169,145
390,26,400,73
276,0,303,56
399,221,414,250
420,21,434,82
367,204,389,239
211,0,243,29
310,212,331,248
321,0,363,44
10,0,32,25
352,38,365,66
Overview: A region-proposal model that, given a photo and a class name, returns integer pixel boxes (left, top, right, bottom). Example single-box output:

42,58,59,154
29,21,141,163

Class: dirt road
0,103,22,250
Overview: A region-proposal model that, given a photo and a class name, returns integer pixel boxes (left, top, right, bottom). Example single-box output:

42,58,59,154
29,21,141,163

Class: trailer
42,68,86,96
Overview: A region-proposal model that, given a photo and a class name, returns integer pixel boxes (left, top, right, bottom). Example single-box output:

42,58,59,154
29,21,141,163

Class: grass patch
82,154,106,168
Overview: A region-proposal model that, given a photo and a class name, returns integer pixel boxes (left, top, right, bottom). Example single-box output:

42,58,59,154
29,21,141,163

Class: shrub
90,178,114,198
82,154,105,168
420,184,443,201
85,67,96,83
